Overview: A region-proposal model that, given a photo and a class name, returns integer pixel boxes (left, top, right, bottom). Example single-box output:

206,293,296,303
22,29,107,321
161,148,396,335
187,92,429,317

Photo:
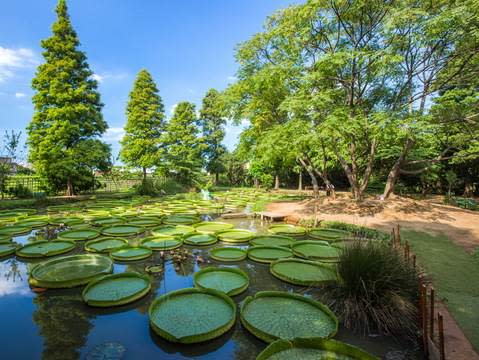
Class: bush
133,178,186,196
6,184,34,198
320,221,391,241
321,241,420,337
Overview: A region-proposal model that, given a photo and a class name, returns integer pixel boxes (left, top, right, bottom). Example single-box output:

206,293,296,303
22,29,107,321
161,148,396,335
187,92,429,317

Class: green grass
403,230,479,351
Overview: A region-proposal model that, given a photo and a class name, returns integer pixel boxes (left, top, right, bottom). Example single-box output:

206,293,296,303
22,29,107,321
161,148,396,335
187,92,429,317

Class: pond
0,216,417,359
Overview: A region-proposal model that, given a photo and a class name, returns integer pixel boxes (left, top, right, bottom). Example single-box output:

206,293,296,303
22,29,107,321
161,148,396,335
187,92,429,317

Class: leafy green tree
199,89,226,184
163,102,202,184
120,69,166,180
27,0,110,195
0,131,23,199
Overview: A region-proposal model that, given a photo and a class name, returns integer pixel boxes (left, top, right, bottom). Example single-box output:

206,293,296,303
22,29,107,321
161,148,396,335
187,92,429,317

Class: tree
199,89,227,184
163,102,202,184
120,69,166,180
0,131,23,199
27,0,110,195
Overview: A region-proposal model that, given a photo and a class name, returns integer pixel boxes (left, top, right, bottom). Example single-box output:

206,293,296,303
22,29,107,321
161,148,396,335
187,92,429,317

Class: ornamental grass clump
321,241,420,338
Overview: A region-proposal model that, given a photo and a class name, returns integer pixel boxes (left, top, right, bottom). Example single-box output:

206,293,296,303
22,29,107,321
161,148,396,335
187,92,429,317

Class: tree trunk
381,138,414,200
464,180,475,197
253,178,259,189
274,175,280,190
215,172,219,185
298,171,302,191
66,177,74,197
298,158,319,198
142,167,147,182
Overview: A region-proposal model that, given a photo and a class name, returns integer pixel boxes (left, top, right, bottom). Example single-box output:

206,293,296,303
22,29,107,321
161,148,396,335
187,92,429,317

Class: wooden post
421,284,429,357
430,287,435,340
438,312,445,360
412,254,417,268
396,224,401,244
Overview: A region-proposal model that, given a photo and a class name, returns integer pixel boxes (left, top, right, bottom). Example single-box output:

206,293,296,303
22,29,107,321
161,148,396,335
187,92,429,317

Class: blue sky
0,0,297,164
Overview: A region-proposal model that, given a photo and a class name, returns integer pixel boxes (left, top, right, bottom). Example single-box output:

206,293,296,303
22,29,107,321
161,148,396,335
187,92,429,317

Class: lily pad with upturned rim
270,258,337,286
247,245,293,264
90,217,125,227
216,229,255,243
268,224,306,237
0,243,17,257
101,225,144,237
256,338,379,360
0,234,12,243
126,217,162,227
49,217,84,226
0,225,32,236
29,254,113,288
16,240,76,258
57,229,100,241
240,291,338,343
140,236,183,251
308,228,350,242
291,241,342,262
163,214,200,225
149,287,236,344
183,233,218,246
193,221,234,234
250,235,296,248
151,225,194,237
82,272,151,307
84,237,129,253
194,267,249,296
110,246,152,261
210,247,247,262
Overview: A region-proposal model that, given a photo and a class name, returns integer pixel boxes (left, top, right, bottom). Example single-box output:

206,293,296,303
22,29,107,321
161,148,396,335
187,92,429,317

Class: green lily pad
110,246,152,261
193,221,234,234
240,291,338,343
194,267,249,296
257,338,379,360
151,225,195,237
29,254,113,288
247,245,293,263
216,229,255,243
291,241,341,262
250,235,296,247
16,240,75,258
0,234,12,243
308,228,350,241
210,247,247,262
183,233,218,246
0,243,17,257
163,214,200,225
84,237,129,253
49,217,84,226
149,288,236,344
57,229,100,241
82,272,151,307
90,217,125,227
268,224,306,237
126,217,161,227
15,219,49,228
270,258,337,286
140,236,183,251
101,225,144,237
0,225,32,236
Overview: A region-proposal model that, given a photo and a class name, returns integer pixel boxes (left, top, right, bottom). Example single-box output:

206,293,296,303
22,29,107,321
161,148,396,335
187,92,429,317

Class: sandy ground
266,193,479,360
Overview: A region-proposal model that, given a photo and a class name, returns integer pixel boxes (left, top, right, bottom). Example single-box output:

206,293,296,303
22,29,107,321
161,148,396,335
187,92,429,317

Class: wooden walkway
254,212,288,221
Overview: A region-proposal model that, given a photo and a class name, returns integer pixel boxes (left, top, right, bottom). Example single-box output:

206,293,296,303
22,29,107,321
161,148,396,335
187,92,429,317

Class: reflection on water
0,217,417,359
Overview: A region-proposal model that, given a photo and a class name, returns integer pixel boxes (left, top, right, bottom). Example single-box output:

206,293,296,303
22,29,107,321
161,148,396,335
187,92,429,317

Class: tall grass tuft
321,241,420,338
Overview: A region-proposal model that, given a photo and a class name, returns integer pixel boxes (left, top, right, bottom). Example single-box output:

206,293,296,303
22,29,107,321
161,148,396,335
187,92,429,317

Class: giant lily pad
15,217,49,228
126,217,161,227
90,217,125,227
250,235,295,248
140,236,183,251
84,237,129,253
29,254,113,288
0,234,12,243
270,258,337,286
268,224,306,237
163,214,200,225
151,225,194,237
193,221,234,234
101,225,144,237
194,267,249,296
149,288,236,344
247,245,293,263
256,338,379,360
0,243,17,257
0,225,32,236
210,247,247,262
308,228,350,242
82,272,151,307
216,229,255,243
49,217,84,226
291,241,341,262
183,233,218,246
16,240,75,258
57,229,100,241
110,246,152,261
240,291,338,343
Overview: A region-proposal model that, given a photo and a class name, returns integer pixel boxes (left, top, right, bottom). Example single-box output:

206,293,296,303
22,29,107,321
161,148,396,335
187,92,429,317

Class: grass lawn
403,230,479,351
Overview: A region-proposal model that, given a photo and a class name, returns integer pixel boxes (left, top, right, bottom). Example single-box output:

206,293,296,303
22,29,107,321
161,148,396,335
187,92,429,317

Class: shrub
320,221,391,241
6,184,34,198
321,241,420,337
133,178,186,196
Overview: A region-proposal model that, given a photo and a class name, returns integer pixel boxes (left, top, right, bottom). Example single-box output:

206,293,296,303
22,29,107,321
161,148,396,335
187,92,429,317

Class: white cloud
103,127,125,141
227,75,238,82
14,92,25,98
91,71,128,83
0,46,38,83
169,103,178,115
91,73,103,82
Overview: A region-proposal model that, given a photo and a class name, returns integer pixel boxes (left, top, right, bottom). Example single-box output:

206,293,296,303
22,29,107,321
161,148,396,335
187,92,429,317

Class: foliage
0,130,23,198
120,69,165,178
321,241,420,337
6,184,33,199
133,177,186,196
27,0,111,195
320,221,391,241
